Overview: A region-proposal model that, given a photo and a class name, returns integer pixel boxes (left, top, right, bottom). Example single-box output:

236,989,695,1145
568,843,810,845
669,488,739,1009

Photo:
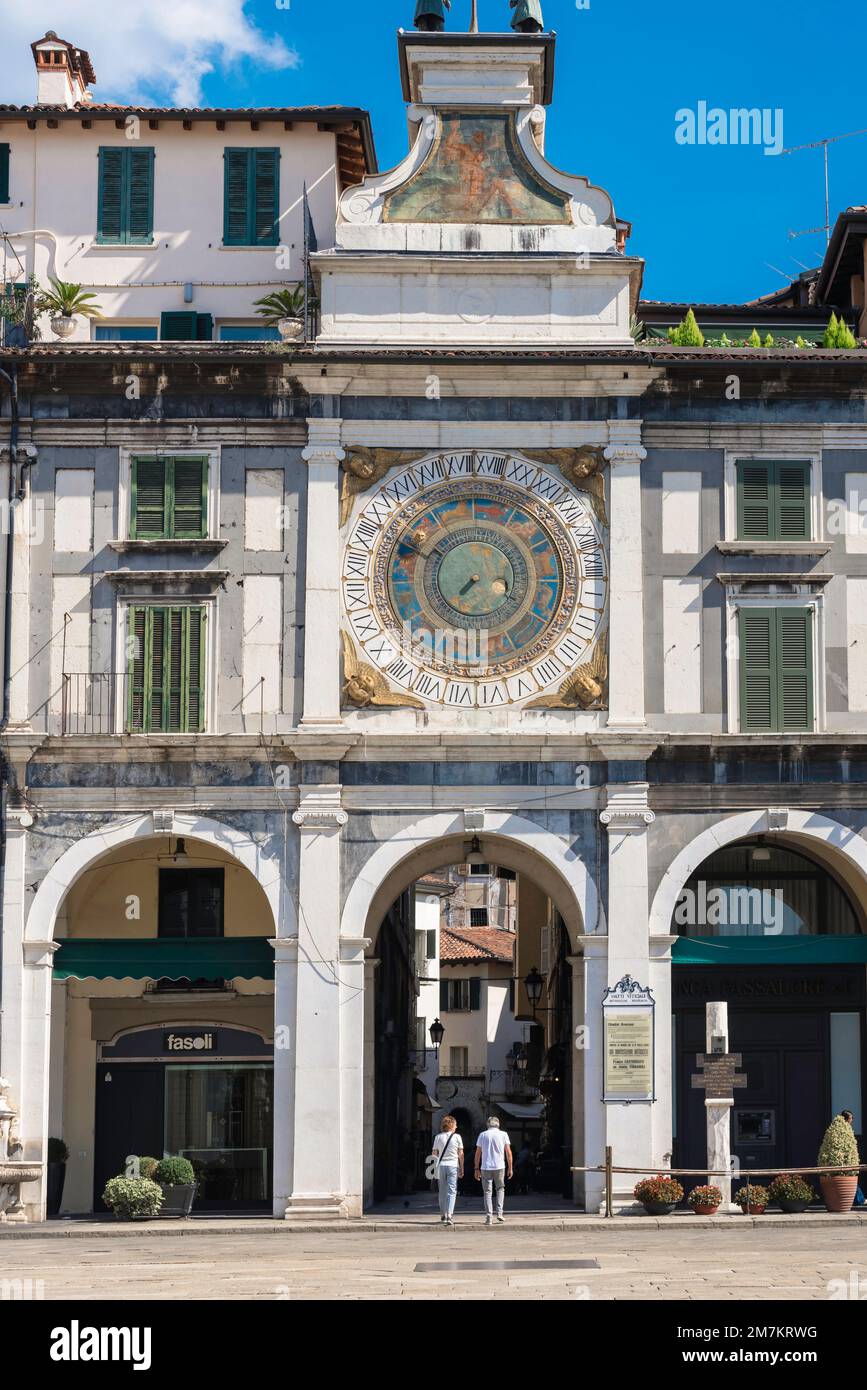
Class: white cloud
0,0,300,107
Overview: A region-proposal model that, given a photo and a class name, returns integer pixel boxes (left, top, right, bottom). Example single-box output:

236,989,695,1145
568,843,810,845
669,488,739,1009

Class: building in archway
1,20,867,1220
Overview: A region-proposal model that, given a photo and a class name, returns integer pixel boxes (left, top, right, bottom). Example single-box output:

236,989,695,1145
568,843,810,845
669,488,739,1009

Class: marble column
301,419,344,726
270,937,298,1218
1,445,37,729
567,954,586,1205
339,935,370,1217
604,422,647,731
362,957,379,1209
284,784,348,1219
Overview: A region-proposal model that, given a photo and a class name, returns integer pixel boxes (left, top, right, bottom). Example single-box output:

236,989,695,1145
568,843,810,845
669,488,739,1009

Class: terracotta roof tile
440,927,515,964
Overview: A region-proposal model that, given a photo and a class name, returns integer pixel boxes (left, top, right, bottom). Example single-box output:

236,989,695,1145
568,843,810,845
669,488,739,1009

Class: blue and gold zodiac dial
343,452,608,709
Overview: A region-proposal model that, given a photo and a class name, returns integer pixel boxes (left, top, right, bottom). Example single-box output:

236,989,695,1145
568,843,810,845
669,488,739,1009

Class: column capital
303,418,345,464
600,783,655,832
292,784,348,829
22,940,61,969
0,443,37,466
604,421,647,466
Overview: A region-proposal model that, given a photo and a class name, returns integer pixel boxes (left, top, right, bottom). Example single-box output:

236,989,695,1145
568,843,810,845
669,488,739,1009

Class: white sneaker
496,1215,505,1224
484,1215,493,1225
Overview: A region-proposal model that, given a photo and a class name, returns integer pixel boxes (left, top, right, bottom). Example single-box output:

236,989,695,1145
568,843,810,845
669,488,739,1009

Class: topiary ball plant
137,1157,159,1180
155,1156,196,1187
818,1115,860,1176
102,1177,164,1220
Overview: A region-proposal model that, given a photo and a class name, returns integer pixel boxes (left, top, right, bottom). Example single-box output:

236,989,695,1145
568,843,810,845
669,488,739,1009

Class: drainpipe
0,361,19,1058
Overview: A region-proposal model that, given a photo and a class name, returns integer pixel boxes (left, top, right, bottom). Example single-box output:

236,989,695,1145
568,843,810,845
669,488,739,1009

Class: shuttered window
0,145,9,203
159,312,213,341
223,148,280,246
739,607,813,732
127,606,207,733
97,147,155,244
440,978,482,1012
736,460,811,540
130,456,208,539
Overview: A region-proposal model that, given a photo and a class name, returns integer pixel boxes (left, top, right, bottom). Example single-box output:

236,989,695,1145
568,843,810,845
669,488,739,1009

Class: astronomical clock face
342,451,608,709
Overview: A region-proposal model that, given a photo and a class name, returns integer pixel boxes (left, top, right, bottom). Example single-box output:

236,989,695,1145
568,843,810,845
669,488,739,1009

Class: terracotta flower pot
739,1204,767,1215
819,1175,858,1213
692,1203,721,1216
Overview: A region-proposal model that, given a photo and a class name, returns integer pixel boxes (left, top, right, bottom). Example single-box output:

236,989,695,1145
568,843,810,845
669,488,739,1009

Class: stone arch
648,808,867,938
341,809,595,948
25,811,289,943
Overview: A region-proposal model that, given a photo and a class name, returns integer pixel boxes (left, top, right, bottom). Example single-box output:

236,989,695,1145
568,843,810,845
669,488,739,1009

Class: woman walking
431,1114,464,1226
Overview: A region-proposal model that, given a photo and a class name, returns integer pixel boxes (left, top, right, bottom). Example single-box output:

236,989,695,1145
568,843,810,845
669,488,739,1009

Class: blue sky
6,0,867,303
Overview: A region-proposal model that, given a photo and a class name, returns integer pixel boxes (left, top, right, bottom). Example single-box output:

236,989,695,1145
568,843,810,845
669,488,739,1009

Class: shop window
158,867,224,938
736,460,811,540
223,148,280,247
127,605,207,733
97,147,154,244
130,456,208,539
739,607,813,732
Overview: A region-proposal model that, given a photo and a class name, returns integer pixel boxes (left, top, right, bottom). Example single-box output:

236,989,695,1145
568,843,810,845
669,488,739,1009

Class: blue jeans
437,1164,458,1217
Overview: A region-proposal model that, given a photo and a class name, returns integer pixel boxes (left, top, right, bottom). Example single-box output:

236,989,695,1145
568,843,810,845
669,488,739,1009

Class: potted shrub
817,1115,860,1212
36,279,101,339
155,1156,197,1217
102,1176,163,1221
768,1173,814,1214
634,1175,684,1215
137,1156,159,1180
734,1183,769,1214
253,285,309,342
687,1184,723,1215
46,1137,69,1217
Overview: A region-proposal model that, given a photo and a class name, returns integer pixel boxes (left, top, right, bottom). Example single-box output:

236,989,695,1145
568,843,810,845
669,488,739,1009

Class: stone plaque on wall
602,976,656,1104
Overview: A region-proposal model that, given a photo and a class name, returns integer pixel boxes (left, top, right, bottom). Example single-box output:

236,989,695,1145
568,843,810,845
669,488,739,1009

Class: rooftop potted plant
768,1173,813,1214
253,285,309,342
36,279,102,339
634,1174,684,1215
154,1155,197,1217
734,1183,769,1215
46,1137,69,1217
687,1183,723,1215
817,1114,860,1212
102,1176,164,1221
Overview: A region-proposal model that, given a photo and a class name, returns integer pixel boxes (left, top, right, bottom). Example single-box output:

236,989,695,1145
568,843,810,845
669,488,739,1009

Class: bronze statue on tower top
510,1,544,32
414,0,451,30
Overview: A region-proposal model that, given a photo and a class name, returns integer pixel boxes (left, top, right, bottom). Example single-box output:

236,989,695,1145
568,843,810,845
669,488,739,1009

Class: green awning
53,938,275,982
672,935,867,966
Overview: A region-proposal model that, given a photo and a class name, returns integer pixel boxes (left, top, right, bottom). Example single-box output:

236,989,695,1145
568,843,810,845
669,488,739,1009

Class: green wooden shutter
252,149,280,245
150,607,167,731
777,463,811,540
130,457,167,538
97,147,125,243
440,980,449,1012
171,458,207,538
0,145,9,204
224,149,250,245
160,311,198,340
737,462,772,539
739,608,775,731
186,607,206,732
195,313,213,341
777,607,813,730
469,977,481,1011
127,147,155,242
127,607,147,732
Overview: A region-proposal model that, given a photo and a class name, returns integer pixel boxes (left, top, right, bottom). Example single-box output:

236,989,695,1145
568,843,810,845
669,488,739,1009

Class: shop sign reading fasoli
602,976,655,1104
163,1030,218,1054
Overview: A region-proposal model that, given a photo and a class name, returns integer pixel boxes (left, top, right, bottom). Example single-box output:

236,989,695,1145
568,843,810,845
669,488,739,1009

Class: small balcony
487,1069,541,1102
60,672,211,736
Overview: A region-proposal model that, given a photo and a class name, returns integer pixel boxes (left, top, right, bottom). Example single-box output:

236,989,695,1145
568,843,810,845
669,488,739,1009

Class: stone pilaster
604,421,647,730
284,783,349,1220
301,419,345,727
0,445,37,730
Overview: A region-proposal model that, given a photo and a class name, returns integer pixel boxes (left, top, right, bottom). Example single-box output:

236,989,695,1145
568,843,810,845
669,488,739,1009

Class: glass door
164,1064,273,1209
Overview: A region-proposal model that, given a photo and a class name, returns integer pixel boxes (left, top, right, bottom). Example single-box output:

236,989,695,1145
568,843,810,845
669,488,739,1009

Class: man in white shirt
474,1116,513,1224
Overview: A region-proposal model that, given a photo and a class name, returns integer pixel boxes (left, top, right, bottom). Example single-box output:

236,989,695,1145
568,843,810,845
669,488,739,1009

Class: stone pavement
1,1223,864,1300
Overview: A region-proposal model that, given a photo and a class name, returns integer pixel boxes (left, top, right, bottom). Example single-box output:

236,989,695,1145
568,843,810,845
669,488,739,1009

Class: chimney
31,31,96,108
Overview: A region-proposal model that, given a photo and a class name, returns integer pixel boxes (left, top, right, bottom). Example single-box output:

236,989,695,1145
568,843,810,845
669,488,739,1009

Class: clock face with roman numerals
342,451,608,709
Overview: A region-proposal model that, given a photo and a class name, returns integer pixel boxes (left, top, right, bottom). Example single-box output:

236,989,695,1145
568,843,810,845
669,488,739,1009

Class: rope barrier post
605,1146,613,1219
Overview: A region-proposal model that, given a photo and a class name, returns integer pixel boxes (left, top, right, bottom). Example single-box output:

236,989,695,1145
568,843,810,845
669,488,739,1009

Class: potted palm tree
253,285,309,341
37,279,102,338
817,1114,861,1213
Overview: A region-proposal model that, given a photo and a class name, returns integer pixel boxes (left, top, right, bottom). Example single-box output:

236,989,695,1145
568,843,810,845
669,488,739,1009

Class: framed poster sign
602,975,655,1103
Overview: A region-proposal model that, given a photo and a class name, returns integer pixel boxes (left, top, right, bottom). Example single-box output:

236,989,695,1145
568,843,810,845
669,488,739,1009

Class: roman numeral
344,548,369,578
350,611,379,642
352,518,380,551
343,580,369,611
413,672,445,700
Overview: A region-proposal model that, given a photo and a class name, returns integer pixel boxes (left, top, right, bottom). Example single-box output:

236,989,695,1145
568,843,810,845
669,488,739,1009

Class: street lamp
464,834,486,866
514,1044,528,1075
429,1018,445,1053
524,966,544,1015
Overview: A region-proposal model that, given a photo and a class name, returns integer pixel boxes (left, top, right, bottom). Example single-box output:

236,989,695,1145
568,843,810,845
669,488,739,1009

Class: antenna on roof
781,127,867,243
